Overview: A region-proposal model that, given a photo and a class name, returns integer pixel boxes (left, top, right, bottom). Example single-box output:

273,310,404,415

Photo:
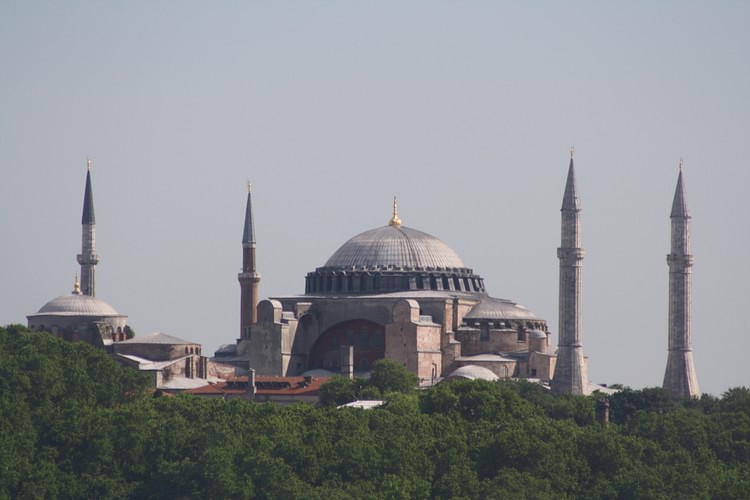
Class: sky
1,1,748,396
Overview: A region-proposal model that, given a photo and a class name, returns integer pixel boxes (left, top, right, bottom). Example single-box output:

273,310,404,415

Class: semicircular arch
308,319,385,372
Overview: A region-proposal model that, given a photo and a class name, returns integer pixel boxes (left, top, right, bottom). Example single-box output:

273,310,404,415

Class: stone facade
218,201,554,384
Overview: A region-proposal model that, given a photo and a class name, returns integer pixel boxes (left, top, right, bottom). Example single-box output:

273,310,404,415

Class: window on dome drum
517,326,526,342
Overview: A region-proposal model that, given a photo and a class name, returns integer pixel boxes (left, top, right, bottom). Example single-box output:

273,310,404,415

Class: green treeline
2,324,750,499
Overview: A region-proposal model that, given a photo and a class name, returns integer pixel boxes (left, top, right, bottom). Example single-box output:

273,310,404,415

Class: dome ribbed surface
446,365,500,381
323,225,465,270
33,294,119,316
463,297,539,320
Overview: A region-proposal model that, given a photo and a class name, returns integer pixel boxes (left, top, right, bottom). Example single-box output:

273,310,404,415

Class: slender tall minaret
663,162,700,399
77,159,99,296
552,150,589,395
239,182,261,337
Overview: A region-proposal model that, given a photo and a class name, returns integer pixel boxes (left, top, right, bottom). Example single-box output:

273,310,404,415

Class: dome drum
305,268,486,295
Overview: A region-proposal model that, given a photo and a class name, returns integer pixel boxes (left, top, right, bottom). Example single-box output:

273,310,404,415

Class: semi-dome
30,286,120,317
323,225,466,270
463,296,539,321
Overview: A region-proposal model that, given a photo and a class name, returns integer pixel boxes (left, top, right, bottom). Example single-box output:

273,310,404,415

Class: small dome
463,297,539,320
323,225,465,270
528,329,547,339
445,365,500,381
33,293,120,316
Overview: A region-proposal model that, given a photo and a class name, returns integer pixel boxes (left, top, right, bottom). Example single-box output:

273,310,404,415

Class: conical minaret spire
663,163,700,399
239,182,261,336
77,159,100,296
552,151,589,395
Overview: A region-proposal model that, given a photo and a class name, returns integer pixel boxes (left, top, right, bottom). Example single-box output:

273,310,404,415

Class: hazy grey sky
1,2,748,395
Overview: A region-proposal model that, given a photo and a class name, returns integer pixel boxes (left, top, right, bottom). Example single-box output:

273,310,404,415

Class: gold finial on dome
72,274,82,295
389,196,402,227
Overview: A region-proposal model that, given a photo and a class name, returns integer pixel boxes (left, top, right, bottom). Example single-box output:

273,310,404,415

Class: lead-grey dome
306,224,485,295
445,365,500,381
31,293,120,317
324,225,465,270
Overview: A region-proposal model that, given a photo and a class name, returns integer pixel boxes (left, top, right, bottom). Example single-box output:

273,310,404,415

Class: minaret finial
72,274,81,295
389,196,402,227
679,157,683,171
87,157,92,170
570,146,575,159
247,180,252,193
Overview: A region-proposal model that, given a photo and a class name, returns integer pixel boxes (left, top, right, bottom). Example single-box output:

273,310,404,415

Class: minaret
663,162,700,399
77,159,99,296
239,182,261,337
552,149,589,395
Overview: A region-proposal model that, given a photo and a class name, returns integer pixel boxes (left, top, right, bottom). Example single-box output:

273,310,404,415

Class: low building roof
183,375,330,398
456,353,515,362
117,332,197,346
338,400,385,409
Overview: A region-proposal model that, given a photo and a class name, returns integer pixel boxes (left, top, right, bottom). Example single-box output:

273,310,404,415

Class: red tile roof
184,376,329,398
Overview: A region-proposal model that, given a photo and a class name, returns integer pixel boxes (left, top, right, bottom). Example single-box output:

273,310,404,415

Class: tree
319,376,357,407
367,359,418,395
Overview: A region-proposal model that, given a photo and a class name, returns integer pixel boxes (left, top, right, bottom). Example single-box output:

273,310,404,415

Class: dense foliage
2,324,750,499
318,358,419,406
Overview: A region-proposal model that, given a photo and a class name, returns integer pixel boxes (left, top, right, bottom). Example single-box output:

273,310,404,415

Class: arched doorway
308,319,385,372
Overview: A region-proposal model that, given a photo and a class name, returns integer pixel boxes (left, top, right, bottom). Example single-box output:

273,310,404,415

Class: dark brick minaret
77,159,99,296
239,183,261,337
552,150,589,395
663,162,700,399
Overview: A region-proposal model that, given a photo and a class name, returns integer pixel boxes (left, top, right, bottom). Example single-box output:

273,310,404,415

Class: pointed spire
671,159,689,218
561,154,581,211
81,159,96,224
389,197,402,227
242,181,255,244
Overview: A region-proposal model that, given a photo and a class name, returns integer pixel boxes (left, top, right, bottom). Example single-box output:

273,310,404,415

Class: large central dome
324,225,465,270
305,209,486,295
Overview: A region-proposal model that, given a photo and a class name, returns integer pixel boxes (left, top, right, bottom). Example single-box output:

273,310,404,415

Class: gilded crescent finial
389,196,402,227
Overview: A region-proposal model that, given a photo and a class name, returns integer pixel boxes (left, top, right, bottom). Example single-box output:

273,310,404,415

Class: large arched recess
308,319,385,372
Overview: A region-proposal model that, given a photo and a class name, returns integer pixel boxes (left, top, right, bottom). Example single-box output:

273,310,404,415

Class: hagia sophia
25,154,700,400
